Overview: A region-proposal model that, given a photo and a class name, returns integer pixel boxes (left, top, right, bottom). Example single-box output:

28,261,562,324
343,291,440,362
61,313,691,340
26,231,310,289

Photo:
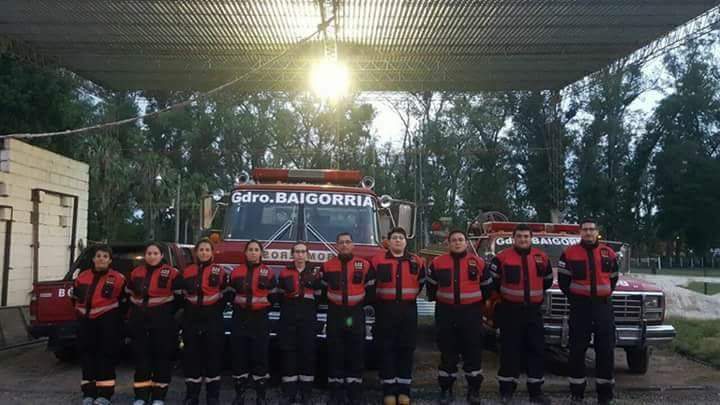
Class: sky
366,56,671,150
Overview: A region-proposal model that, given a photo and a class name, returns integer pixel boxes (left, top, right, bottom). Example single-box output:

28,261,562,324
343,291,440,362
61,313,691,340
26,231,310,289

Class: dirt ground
1,323,719,404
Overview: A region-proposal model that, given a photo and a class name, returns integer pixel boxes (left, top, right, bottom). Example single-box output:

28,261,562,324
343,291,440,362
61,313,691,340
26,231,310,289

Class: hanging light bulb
310,56,350,100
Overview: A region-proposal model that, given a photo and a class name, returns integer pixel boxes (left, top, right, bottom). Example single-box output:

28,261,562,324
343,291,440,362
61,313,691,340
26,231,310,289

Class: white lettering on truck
231,191,373,207
495,236,581,246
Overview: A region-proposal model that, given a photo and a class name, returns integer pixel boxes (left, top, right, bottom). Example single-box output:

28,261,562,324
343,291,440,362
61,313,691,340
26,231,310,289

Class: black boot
499,379,517,404
438,375,454,405
439,388,453,405
233,378,248,405
299,381,313,405
82,381,97,404
206,379,221,405
151,384,169,403
184,381,201,405
528,381,551,405
133,386,151,404
467,387,482,405
570,380,586,404
255,379,268,405
95,386,114,404
466,374,483,405
281,380,297,405
329,384,346,405
597,381,615,405
347,382,364,405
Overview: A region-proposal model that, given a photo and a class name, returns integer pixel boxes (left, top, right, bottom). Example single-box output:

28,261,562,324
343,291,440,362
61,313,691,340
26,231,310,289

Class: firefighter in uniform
427,230,492,405
72,245,126,405
371,227,425,405
557,218,619,405
274,242,322,405
489,224,553,404
127,242,183,405
229,240,276,405
320,232,375,404
180,238,228,405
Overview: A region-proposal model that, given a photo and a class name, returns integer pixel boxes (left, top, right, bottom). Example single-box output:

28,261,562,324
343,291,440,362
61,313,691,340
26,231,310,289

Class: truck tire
625,346,650,374
53,347,77,363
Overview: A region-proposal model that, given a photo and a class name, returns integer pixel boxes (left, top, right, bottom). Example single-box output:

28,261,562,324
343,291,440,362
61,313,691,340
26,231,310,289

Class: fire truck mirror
397,203,416,239
201,195,214,229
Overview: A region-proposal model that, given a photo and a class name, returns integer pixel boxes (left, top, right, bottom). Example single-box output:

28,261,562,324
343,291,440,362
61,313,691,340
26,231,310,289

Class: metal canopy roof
1,1,719,91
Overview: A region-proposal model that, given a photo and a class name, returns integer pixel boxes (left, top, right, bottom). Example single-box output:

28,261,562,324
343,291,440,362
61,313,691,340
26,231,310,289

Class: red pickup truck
28,242,194,361
474,221,675,374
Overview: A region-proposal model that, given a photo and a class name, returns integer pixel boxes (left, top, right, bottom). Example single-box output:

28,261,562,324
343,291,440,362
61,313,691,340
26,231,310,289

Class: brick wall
0,139,88,306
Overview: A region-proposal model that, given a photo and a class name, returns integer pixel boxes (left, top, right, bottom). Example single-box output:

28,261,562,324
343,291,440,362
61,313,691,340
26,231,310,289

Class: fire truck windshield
224,190,380,244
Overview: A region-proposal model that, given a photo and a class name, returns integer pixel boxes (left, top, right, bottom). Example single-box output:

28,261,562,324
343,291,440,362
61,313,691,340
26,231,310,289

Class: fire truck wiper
263,219,294,250
305,222,338,256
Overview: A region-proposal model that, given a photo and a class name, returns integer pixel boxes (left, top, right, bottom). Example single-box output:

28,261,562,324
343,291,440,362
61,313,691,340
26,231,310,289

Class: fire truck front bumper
544,322,676,347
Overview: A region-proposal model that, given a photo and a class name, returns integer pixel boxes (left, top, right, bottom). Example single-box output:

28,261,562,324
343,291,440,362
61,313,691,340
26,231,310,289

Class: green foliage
507,90,571,221
670,318,720,368
571,64,643,241
682,282,720,296
0,54,93,137
3,34,720,254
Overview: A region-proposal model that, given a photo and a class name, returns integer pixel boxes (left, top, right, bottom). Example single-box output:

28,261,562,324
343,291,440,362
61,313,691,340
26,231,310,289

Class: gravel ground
1,322,719,405
627,274,720,319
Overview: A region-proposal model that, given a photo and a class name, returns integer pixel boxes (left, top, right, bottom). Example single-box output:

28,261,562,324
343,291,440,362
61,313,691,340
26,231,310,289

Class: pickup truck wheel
625,346,650,374
53,347,77,363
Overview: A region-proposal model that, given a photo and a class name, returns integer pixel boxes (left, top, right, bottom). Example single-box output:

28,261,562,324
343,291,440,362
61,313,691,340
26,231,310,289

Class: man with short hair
320,233,375,404
489,223,553,404
558,219,619,405
427,230,492,405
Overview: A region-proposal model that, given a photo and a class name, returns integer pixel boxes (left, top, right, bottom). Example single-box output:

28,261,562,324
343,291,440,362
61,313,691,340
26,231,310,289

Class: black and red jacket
180,261,229,320
320,254,375,307
72,268,126,319
126,263,182,310
489,247,553,305
371,250,426,302
427,251,492,305
558,242,619,299
276,263,322,301
229,262,276,311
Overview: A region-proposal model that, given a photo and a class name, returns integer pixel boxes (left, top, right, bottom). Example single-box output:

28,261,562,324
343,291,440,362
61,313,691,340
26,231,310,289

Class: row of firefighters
73,219,619,405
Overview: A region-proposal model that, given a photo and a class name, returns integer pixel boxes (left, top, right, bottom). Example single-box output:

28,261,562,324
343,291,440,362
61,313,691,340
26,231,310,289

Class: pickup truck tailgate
31,281,75,323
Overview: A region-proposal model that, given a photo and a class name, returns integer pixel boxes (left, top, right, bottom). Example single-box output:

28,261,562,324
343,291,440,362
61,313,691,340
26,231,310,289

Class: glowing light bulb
310,58,350,100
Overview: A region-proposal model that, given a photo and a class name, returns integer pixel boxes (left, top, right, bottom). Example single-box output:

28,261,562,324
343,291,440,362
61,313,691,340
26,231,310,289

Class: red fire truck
200,168,416,367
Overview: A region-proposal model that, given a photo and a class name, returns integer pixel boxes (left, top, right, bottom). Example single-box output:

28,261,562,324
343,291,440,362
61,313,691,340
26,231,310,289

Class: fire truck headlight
643,294,664,322
643,295,661,309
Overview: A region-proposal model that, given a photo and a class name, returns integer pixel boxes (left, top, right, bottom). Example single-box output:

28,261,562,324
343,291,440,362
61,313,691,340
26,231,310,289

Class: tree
0,53,93,140
572,64,644,240
507,90,573,221
75,92,144,241
444,93,517,219
647,38,720,253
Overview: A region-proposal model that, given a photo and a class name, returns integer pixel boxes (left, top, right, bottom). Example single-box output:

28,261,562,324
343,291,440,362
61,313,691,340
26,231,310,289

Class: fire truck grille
546,292,642,324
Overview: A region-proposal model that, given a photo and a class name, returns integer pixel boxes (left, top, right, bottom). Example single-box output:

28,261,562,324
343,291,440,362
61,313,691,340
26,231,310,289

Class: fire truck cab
199,168,416,369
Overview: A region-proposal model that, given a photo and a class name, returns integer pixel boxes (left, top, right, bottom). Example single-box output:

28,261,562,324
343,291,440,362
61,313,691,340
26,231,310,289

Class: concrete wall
0,139,88,306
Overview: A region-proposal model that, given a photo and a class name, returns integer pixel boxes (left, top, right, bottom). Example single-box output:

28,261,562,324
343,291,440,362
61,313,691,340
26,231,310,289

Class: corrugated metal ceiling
1,0,718,91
